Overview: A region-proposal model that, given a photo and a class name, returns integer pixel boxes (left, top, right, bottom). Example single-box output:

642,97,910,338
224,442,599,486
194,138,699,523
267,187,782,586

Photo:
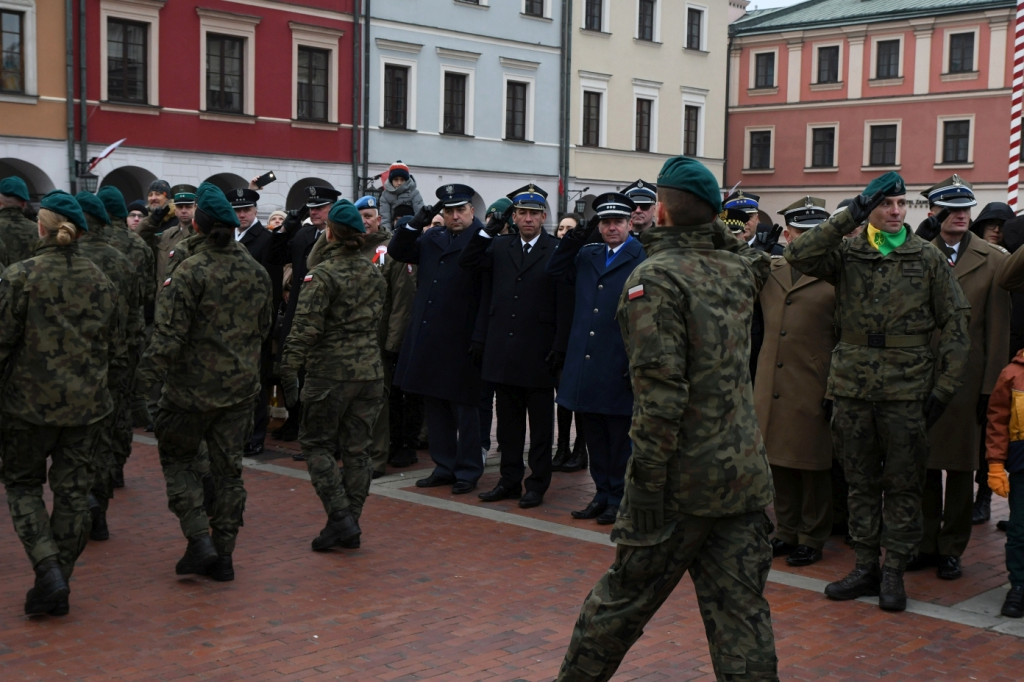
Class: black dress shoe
1002,585,1024,618
905,552,939,571
244,442,264,457
478,484,521,502
571,500,607,519
770,537,797,557
596,505,619,525
937,554,962,580
518,491,544,508
785,545,823,567
416,472,456,488
998,519,1009,531
451,480,476,494
388,449,418,468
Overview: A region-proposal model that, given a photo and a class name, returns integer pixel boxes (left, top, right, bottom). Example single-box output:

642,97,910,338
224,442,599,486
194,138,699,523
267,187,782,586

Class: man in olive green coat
557,157,778,682
785,171,970,612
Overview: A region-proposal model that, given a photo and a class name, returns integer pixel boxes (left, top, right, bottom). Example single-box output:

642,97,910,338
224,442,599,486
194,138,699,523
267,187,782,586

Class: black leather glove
410,201,445,230
846,189,887,226
484,205,514,236
382,349,399,369
567,214,600,243
915,209,949,242
544,350,565,377
283,207,308,236
977,394,990,425
821,398,834,423
924,392,949,430
752,223,783,253
151,204,170,224
467,341,484,367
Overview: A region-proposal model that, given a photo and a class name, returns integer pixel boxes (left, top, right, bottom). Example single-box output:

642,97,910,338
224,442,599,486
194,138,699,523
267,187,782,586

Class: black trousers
494,384,553,495
578,412,631,506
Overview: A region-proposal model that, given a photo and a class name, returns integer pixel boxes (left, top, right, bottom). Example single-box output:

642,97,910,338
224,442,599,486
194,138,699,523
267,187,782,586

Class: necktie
523,243,531,255
943,244,957,266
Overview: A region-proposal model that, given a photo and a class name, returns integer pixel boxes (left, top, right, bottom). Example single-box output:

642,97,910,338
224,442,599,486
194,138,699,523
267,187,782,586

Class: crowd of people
6,154,1024,680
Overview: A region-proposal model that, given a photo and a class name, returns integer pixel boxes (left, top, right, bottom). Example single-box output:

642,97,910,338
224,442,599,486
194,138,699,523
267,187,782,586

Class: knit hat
75,191,111,223
328,199,365,233
148,179,172,196
97,186,129,218
40,190,88,233
126,199,149,216
388,161,410,182
657,156,722,212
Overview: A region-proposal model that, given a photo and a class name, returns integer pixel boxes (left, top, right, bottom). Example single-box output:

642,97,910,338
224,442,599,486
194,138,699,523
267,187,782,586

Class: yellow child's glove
989,462,1010,498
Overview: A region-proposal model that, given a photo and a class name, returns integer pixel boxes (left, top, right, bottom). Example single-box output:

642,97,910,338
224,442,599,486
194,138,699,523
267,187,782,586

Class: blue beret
97,186,128,218
196,182,239,228
75,191,110,224
592,192,636,218
40,190,88,233
657,156,722,212
435,183,475,207
0,176,30,202
863,171,906,198
354,195,377,211
328,199,365,233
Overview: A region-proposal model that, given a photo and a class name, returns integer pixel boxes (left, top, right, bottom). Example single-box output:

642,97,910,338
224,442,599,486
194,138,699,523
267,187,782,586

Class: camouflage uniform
558,219,778,682
283,240,386,522
785,209,971,569
0,205,39,266
138,236,273,555
0,241,124,579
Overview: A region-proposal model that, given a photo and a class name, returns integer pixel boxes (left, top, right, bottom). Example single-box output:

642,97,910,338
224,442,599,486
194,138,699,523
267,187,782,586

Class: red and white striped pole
1008,0,1024,212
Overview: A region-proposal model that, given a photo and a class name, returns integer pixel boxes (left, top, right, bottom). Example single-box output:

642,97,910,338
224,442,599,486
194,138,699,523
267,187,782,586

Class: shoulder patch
303,274,314,283
162,277,172,287
627,284,645,300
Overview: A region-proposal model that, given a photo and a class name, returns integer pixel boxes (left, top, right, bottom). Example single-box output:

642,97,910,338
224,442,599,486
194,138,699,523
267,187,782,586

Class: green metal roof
732,0,1014,35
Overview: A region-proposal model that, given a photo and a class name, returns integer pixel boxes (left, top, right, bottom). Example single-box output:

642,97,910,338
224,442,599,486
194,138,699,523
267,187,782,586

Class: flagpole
1009,0,1024,211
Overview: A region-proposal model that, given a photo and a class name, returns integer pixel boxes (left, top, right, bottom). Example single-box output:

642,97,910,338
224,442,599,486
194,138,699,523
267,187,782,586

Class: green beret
96,186,128,218
657,156,722,212
75,191,110,224
328,199,365,233
196,182,239,228
863,171,906,198
40,190,88,233
486,197,513,218
0,176,30,202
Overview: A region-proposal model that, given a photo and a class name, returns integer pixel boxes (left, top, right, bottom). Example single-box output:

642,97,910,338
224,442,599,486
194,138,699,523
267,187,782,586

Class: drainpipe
66,0,75,191
351,0,361,195
557,0,572,215
78,0,88,186
723,29,733,185
361,0,370,190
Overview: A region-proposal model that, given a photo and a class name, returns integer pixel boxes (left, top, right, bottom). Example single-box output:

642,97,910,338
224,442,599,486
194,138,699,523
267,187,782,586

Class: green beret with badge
863,171,906,198
328,199,365,233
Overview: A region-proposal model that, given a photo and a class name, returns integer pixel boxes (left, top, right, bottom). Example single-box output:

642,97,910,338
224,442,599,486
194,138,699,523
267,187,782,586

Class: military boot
311,510,361,552
204,555,235,582
824,563,881,601
878,566,907,611
972,486,992,525
175,533,219,575
560,439,589,473
24,558,69,616
90,507,110,542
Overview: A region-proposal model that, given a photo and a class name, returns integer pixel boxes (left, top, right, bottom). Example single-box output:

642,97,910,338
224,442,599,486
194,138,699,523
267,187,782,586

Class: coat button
593,308,599,314
785,299,792,305
780,330,787,336
589,331,595,336
773,393,780,399
776,362,783,368
585,354,591,360
440,259,445,264
508,332,514,336
511,313,517,318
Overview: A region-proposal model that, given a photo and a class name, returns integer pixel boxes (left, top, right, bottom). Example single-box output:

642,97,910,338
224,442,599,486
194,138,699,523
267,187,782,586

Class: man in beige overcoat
912,176,1010,580
755,197,837,567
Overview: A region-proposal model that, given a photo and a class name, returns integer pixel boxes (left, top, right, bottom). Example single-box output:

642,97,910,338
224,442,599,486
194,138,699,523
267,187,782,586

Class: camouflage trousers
299,377,383,521
155,401,251,555
557,511,778,682
1,415,101,579
91,368,133,510
832,397,929,570
369,360,394,475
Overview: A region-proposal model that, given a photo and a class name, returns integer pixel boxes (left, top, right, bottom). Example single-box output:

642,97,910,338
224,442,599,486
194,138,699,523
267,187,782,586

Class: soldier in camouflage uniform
557,157,778,682
0,191,125,616
282,199,386,551
0,176,39,266
138,183,273,582
785,171,971,611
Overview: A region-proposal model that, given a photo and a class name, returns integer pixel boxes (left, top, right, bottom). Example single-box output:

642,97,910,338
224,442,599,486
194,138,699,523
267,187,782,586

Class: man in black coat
459,184,572,508
389,184,485,494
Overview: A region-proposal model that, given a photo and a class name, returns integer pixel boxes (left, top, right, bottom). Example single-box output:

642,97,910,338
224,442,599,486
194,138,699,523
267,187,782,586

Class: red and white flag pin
627,284,645,300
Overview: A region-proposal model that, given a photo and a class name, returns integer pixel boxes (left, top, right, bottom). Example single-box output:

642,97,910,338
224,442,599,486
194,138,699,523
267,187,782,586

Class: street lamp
570,186,590,214
76,161,98,193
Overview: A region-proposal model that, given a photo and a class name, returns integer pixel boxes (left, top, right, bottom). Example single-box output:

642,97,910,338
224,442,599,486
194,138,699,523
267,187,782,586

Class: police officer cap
435,183,475,208
328,198,365,233
97,185,128,218
196,182,239,228
724,190,760,214
149,179,172,196
863,171,906,198
622,179,657,206
657,156,722,212
75,191,110,224
40,190,88,233
975,202,1014,226
227,187,260,208
779,196,829,229
0,176,30,202
305,185,341,208
592,192,636,218
922,174,977,209
171,184,198,205
126,199,148,216
486,197,513,219
720,208,749,234
354,195,377,211
507,183,548,211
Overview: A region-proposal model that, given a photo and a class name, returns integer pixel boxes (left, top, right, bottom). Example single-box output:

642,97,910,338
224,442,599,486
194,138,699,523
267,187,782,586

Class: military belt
841,332,930,349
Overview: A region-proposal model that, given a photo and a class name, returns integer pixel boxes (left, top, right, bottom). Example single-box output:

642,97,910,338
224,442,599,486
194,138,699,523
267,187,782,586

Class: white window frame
684,3,707,52
749,48,778,90
632,79,660,153
290,22,342,124
521,0,550,19
869,34,903,82
581,0,608,32
1,0,41,100
635,0,660,43
197,8,260,117
811,41,843,87
935,114,975,166
942,27,979,77
376,39,422,131
863,119,902,168
681,87,706,157
579,71,609,147
745,126,775,172
100,1,163,106
439,64,476,136
805,122,839,171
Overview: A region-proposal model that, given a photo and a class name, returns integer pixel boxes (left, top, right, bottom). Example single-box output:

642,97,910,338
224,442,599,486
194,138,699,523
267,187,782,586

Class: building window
876,39,899,79
523,0,543,17
206,33,244,114
1,9,23,93
296,46,328,122
686,7,704,50
444,72,467,135
811,127,835,168
869,124,898,165
754,52,775,89
683,104,700,157
583,91,601,147
948,32,974,73
943,120,970,163
817,45,839,84
384,63,409,129
505,80,527,140
106,18,147,104
749,130,772,170
635,98,652,152
584,0,602,31
638,0,655,41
